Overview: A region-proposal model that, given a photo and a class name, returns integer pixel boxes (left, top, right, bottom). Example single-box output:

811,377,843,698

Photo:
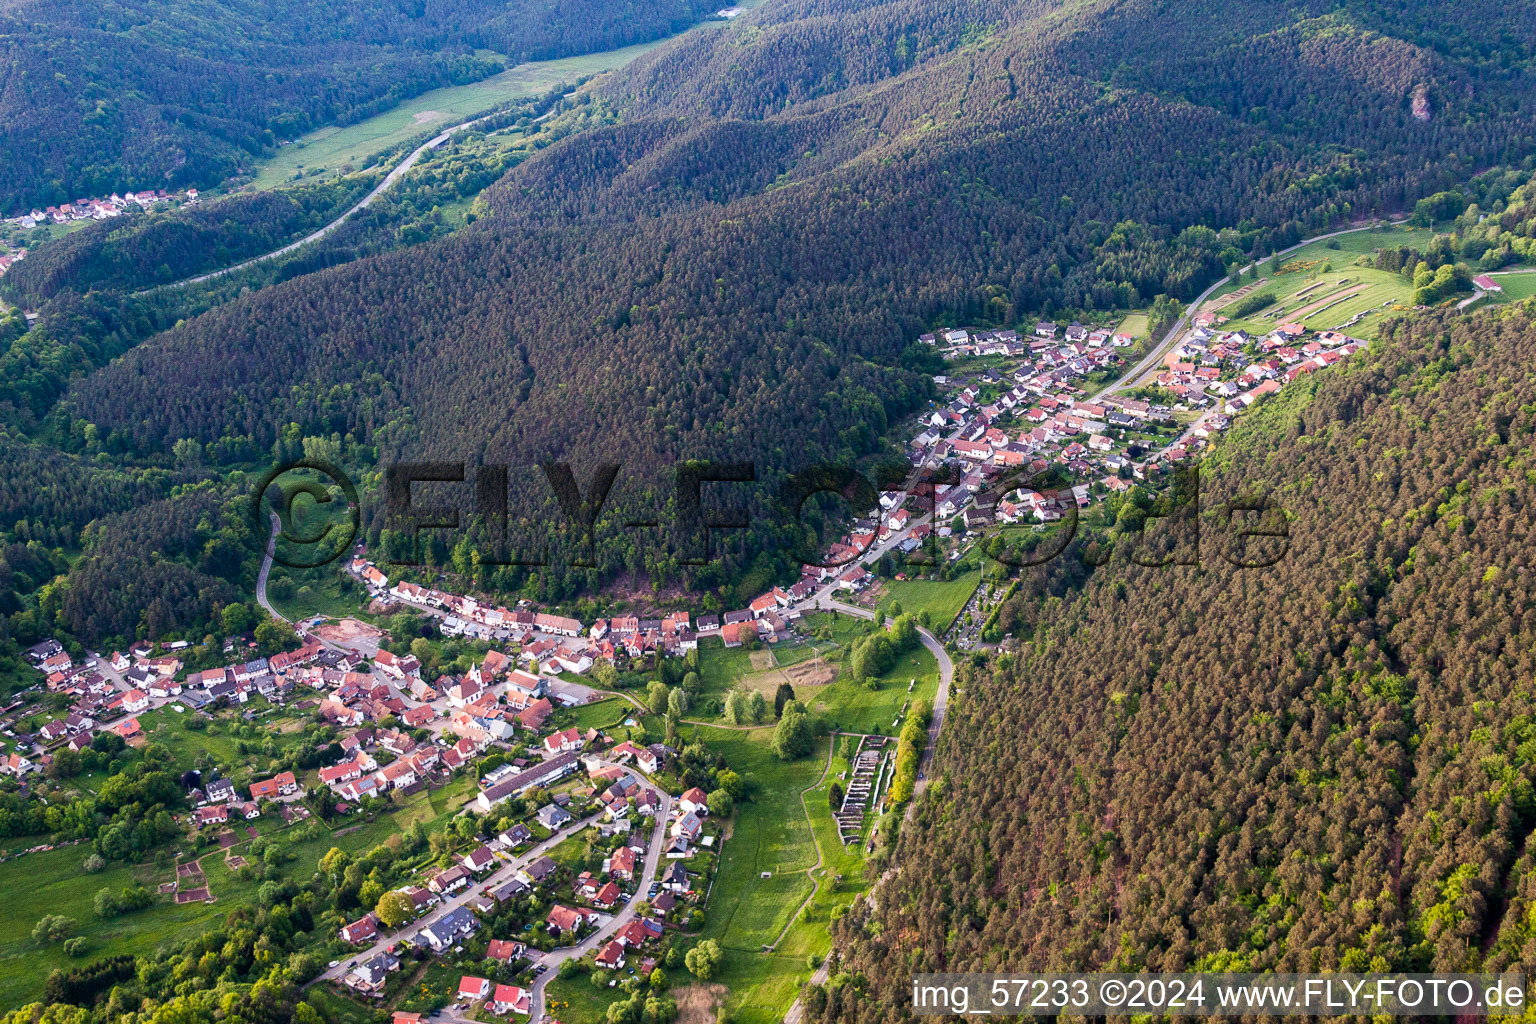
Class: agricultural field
694,727,840,1024
877,573,980,632
247,40,673,189
1209,264,1413,340
1489,271,1536,301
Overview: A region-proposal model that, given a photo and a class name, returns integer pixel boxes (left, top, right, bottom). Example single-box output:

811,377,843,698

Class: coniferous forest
814,300,1536,1019
31,0,1533,604
0,0,719,210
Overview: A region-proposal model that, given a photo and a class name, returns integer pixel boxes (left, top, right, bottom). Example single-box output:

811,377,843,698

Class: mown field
695,727,841,1024
1491,271,1536,301
248,41,672,189
877,574,979,632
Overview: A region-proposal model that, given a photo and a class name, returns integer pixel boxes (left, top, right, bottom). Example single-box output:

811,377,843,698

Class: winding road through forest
146,107,554,293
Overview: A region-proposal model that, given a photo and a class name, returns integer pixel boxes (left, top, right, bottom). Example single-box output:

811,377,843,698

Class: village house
416,906,478,952
249,771,297,800
490,983,530,1015
457,976,492,1003
346,952,399,995
340,914,379,944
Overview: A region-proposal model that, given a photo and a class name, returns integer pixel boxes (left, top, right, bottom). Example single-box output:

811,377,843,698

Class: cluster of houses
864,315,1369,541
1156,319,1364,411
922,321,1137,360
338,748,685,1003
0,245,25,278
352,557,813,659
3,187,199,231
2,641,189,776
188,770,300,826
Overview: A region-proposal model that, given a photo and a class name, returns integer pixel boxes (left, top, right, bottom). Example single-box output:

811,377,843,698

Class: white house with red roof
489,984,530,1015
340,914,378,944
543,727,585,755
595,940,626,970
458,976,491,1002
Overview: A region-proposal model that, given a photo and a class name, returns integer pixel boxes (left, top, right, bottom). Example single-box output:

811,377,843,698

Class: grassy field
0,844,251,1006
248,41,671,189
544,965,633,1024
685,728,879,1024
808,644,939,737
694,641,765,702
877,573,980,632
694,726,829,1024
1284,224,1434,263
137,706,263,768
266,562,373,622
1201,223,1433,308
1490,271,1536,301
1114,312,1150,339
698,727,823,944
559,696,632,733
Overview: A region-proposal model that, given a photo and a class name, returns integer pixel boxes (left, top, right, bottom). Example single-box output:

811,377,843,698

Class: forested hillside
58,0,1535,599
0,0,718,209
2,176,376,301
814,302,1536,1019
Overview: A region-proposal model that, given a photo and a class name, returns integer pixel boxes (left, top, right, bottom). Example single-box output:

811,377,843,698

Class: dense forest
811,302,1536,1020
52,0,1536,601
0,0,720,209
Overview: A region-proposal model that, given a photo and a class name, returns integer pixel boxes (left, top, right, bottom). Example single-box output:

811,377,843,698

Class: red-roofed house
546,904,588,936
486,939,526,963
593,881,622,909
340,914,378,944
595,940,626,970
605,846,637,879
458,976,491,1002
250,771,297,800
617,919,652,948
319,759,364,785
402,704,437,728
490,984,531,1016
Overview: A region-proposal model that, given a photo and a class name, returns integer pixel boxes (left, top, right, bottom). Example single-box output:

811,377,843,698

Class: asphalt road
308,779,674,1024
527,789,674,1018
1091,217,1411,399
146,107,554,293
